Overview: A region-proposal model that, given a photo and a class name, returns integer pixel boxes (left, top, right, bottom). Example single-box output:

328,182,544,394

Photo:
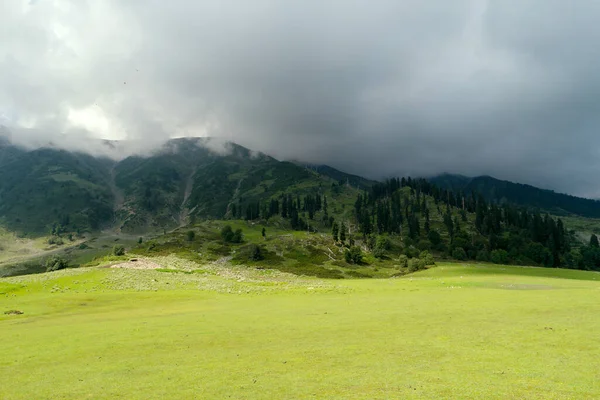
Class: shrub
48,236,64,246
249,244,263,261
490,249,509,264
113,245,125,256
419,251,435,266
344,246,363,264
186,230,196,242
452,247,468,261
476,250,490,262
404,245,420,259
408,258,426,272
221,225,234,242
45,256,69,272
373,236,390,258
232,229,243,243
398,255,409,269
221,225,243,243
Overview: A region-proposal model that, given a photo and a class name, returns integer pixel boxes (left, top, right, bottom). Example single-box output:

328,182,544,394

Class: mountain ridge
429,173,600,218
2,136,600,237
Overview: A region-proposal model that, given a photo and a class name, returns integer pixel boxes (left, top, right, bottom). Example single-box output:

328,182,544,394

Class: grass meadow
2,260,600,399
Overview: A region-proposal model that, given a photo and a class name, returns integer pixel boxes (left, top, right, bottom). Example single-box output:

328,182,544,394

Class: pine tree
444,212,454,239
331,221,339,242
591,234,600,248
340,222,347,244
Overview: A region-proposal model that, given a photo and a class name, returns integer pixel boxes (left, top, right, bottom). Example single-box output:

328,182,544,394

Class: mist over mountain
3,1,600,198
0,137,363,235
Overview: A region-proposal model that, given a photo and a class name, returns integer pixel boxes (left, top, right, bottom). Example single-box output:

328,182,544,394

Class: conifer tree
332,221,339,242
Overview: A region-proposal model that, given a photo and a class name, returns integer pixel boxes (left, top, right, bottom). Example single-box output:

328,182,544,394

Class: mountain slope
430,174,600,218
0,146,115,234
0,138,361,235
301,164,376,190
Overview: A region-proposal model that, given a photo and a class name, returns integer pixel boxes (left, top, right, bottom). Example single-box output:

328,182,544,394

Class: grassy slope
2,261,600,399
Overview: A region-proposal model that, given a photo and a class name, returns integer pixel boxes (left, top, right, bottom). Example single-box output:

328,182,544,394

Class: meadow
2,259,600,399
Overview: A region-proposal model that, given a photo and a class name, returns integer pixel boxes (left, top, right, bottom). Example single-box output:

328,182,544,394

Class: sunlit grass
2,261,600,399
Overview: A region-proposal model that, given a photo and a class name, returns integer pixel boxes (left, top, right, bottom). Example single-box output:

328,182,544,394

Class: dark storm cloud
2,0,600,197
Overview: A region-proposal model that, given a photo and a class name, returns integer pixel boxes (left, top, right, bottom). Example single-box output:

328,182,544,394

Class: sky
2,1,600,198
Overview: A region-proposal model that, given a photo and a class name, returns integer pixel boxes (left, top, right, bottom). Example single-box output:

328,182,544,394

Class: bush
221,225,234,242
113,245,125,256
48,236,64,246
45,256,69,272
452,247,468,261
221,225,243,243
373,236,390,258
344,246,364,264
490,249,509,264
419,251,435,266
476,250,490,262
186,230,195,242
248,244,263,261
408,258,426,272
404,245,420,259
232,229,243,243
398,255,409,269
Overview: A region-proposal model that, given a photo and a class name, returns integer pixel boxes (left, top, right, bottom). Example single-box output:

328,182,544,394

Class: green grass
2,260,600,399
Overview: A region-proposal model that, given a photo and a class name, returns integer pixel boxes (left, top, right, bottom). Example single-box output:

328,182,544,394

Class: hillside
300,164,376,190
0,146,115,234
0,138,361,236
430,174,600,218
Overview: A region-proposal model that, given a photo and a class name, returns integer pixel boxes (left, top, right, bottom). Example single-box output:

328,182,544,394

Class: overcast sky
2,1,600,197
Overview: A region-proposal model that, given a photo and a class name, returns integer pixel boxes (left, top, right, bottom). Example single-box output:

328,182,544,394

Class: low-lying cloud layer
2,0,600,197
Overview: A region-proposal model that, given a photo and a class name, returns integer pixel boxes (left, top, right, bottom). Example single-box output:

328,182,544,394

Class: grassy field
2,260,600,399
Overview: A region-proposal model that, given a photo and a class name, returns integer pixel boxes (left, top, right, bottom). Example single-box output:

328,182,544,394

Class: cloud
2,0,600,197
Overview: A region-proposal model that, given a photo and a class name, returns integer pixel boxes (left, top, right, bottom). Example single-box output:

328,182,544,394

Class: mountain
300,164,376,190
429,174,600,218
0,138,360,236
0,145,115,234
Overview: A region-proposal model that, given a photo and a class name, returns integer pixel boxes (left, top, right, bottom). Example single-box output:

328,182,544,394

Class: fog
2,0,600,197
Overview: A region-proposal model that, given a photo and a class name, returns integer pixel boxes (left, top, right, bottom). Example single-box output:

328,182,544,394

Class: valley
3,138,600,399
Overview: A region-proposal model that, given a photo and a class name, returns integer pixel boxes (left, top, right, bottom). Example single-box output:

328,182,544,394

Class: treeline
361,177,600,270
230,176,600,272
230,192,330,231
458,176,600,219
